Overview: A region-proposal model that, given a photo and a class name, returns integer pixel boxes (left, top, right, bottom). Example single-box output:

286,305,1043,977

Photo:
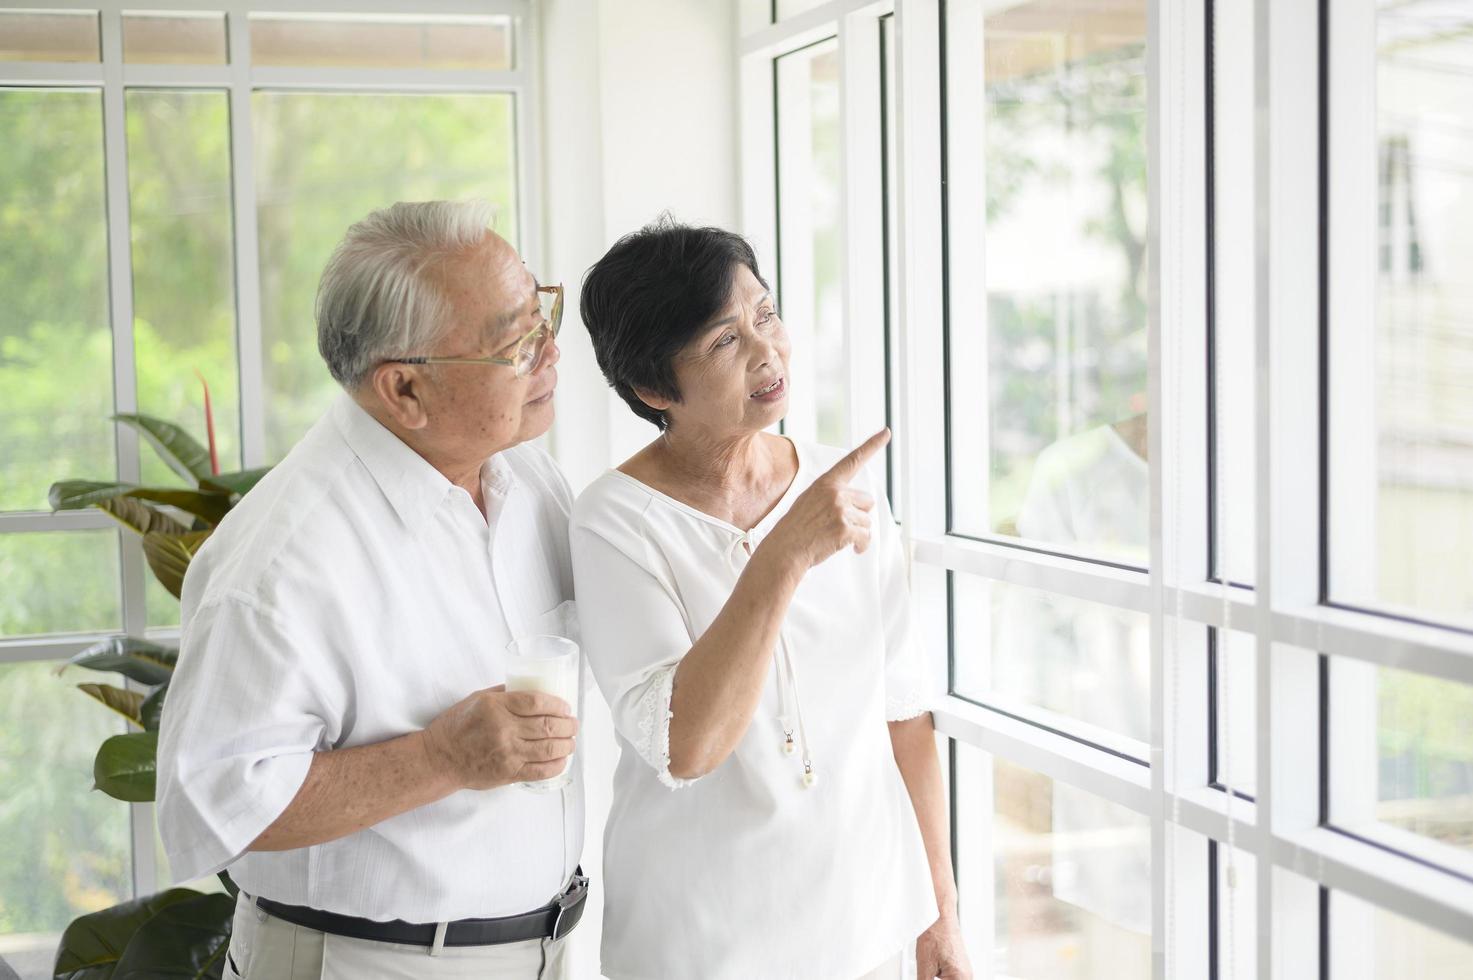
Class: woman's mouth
750,377,786,401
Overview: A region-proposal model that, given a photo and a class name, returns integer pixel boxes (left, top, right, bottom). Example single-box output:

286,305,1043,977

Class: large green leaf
50,480,229,531
77,683,145,728
139,683,167,732
94,731,157,803
53,888,201,980
200,467,271,498
113,892,234,980
113,414,212,485
142,530,212,599
66,637,177,686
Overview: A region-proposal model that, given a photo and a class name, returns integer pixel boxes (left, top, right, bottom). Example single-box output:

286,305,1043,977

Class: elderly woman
571,220,972,980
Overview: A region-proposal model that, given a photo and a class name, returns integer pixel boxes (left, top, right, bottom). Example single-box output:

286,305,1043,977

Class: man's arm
250,687,575,852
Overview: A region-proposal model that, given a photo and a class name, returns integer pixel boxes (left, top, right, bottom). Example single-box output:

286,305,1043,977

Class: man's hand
422,685,578,791
916,911,973,980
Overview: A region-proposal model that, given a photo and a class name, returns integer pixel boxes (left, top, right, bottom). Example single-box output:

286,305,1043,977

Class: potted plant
47,393,268,979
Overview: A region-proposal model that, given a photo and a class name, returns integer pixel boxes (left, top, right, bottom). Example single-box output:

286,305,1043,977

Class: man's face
419,232,560,457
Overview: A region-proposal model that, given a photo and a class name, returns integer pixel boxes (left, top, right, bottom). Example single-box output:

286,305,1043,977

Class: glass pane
950,0,1150,566
122,11,227,65
1212,629,1257,797
0,531,121,638
1335,660,1473,872
1210,0,1256,586
1330,2,1473,629
248,13,514,71
952,572,1150,752
0,10,99,62
0,661,132,972
253,92,519,459
776,38,845,447
881,14,901,508
993,757,1151,978
126,90,240,485
1332,890,1473,979
0,89,114,513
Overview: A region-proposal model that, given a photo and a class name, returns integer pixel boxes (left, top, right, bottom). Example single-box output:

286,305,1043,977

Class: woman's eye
716,334,738,348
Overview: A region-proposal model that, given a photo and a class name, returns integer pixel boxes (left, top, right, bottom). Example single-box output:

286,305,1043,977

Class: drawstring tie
725,529,816,788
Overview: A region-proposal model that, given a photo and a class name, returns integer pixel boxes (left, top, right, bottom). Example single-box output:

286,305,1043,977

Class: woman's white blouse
570,439,937,980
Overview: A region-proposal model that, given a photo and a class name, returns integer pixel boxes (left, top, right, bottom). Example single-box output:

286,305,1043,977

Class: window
742,0,1473,974
971,748,1153,979
255,91,519,459
945,0,1151,565
1330,889,1473,979
1328,0,1473,631
0,6,538,968
775,37,846,447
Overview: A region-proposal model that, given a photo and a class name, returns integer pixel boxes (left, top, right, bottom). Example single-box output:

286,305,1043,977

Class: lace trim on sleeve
635,664,700,790
885,687,928,723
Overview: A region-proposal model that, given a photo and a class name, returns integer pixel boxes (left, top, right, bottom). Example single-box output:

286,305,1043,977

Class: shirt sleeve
157,590,345,882
570,520,701,790
869,475,930,722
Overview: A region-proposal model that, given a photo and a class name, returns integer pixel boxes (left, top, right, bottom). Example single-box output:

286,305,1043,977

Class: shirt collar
331,394,458,529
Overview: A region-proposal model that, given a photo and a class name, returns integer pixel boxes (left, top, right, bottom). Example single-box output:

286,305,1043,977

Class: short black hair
580,215,769,430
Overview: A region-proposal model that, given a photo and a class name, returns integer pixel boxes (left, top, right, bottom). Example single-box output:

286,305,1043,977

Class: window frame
0,0,542,909
737,0,1473,976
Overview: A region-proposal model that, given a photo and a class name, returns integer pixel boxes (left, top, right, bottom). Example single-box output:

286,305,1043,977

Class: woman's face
661,265,789,437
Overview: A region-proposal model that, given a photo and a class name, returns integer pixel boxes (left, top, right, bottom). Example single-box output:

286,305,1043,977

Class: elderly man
157,199,585,979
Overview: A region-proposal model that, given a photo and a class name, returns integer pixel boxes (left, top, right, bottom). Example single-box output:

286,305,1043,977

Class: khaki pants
224,893,569,980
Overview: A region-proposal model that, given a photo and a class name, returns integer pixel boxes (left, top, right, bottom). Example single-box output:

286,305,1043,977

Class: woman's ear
633,386,673,413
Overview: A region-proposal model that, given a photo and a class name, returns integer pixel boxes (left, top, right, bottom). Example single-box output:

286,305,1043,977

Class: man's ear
367,362,431,431
633,386,673,413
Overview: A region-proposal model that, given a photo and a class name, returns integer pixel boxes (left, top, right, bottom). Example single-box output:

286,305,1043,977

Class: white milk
504,649,578,791
505,657,577,705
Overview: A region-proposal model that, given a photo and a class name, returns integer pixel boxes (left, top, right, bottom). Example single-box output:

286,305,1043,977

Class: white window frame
0,0,543,905
741,0,1473,977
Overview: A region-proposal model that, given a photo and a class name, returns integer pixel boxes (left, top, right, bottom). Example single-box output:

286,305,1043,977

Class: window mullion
226,10,267,470
1255,0,1325,975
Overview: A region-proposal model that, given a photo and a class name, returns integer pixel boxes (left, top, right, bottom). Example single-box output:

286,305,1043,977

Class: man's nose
536,335,561,373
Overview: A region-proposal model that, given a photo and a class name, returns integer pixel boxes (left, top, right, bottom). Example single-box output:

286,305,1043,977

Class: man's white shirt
157,394,582,923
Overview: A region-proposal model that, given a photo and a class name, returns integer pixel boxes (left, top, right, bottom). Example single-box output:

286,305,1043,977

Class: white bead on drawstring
782,729,796,756
801,761,817,788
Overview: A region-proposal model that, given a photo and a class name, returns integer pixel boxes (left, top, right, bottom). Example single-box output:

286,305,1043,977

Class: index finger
824,428,891,484
503,690,574,718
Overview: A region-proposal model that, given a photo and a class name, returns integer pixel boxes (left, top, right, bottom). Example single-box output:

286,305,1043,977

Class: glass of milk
505,634,579,792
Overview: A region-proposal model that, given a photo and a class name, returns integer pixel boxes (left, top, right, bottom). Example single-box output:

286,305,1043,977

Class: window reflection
994,758,1152,979
1332,0,1473,629
958,0,1151,564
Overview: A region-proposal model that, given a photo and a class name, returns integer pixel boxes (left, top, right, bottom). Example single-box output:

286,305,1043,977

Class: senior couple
157,200,972,980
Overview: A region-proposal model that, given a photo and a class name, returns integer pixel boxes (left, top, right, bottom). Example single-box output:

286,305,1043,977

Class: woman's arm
891,712,973,979
666,430,889,779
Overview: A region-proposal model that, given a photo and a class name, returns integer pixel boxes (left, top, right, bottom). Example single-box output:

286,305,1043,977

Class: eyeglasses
389,284,563,379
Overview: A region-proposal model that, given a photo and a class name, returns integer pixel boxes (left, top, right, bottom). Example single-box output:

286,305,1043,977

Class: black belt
252,869,588,948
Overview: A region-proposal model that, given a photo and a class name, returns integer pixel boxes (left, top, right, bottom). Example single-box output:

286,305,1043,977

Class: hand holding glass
505,634,579,791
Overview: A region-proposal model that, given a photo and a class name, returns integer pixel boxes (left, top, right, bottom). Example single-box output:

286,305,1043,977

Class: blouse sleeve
570,520,702,790
869,475,930,722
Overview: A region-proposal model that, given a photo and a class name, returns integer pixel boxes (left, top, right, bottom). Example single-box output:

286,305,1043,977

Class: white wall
537,2,739,974
542,0,740,491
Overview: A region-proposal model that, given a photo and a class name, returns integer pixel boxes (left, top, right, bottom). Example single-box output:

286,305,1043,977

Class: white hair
315,199,497,388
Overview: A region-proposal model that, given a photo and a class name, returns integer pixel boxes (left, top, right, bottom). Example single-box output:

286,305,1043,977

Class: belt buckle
550,873,589,942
